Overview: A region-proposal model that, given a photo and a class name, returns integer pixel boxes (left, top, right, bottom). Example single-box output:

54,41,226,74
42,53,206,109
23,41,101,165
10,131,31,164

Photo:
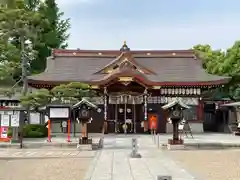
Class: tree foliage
31,0,70,73
0,0,70,85
193,42,240,99
20,82,94,110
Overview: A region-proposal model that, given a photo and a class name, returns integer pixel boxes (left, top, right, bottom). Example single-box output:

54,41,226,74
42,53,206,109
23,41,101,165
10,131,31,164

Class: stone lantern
162,98,190,145
72,98,98,144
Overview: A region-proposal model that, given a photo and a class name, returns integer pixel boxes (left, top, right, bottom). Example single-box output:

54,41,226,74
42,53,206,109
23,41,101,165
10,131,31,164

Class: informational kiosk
72,98,98,144
162,98,190,145
47,104,71,142
0,107,26,147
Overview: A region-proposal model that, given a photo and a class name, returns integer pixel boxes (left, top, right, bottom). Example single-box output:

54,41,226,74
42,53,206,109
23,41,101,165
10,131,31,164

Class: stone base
76,144,92,151
234,132,240,136
79,137,92,145
0,138,10,142
130,152,142,158
10,139,20,143
168,139,184,145
167,144,185,150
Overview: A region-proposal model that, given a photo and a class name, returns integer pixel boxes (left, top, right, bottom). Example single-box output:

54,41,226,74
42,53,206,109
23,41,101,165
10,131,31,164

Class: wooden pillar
82,122,87,138
133,97,136,133
115,98,118,133
197,98,204,122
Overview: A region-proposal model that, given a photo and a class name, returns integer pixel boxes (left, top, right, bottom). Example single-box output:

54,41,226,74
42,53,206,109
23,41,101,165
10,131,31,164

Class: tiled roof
28,49,230,86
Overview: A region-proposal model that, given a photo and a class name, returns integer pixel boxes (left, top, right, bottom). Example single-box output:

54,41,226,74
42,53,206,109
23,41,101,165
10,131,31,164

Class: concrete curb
160,143,240,150
0,142,101,149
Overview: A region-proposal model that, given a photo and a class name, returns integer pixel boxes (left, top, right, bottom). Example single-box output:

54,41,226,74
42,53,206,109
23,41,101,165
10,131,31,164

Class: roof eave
28,77,231,87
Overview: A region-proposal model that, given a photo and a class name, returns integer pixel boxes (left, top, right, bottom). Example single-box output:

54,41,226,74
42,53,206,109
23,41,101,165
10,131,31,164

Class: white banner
1,115,10,127
11,114,19,127
30,113,40,124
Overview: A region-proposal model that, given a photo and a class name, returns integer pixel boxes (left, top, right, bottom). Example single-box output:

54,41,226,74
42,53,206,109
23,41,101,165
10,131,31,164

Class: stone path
85,135,198,180
0,149,96,158
0,149,95,180
167,149,240,180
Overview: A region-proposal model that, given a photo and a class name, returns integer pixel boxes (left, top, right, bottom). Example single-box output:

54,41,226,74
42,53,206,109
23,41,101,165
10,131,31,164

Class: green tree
20,82,94,110
20,88,52,110
51,82,93,103
220,41,240,99
193,44,225,74
193,43,240,99
31,0,70,73
0,2,49,95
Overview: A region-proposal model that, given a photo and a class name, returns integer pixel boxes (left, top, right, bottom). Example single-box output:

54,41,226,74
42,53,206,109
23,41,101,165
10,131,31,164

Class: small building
28,42,230,133
0,94,20,108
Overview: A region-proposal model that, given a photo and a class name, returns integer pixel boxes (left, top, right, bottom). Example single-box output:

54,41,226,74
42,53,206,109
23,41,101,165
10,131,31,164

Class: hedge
7,124,48,138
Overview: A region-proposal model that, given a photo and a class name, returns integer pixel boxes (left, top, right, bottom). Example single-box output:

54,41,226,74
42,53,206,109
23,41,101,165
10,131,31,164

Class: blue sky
57,0,240,50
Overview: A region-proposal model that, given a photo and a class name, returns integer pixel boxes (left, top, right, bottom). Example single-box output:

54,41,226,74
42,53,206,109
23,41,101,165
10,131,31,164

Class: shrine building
28,42,230,134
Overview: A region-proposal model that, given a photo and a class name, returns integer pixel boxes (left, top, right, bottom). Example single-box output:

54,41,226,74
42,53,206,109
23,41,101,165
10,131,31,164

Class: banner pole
47,120,51,142
67,119,71,142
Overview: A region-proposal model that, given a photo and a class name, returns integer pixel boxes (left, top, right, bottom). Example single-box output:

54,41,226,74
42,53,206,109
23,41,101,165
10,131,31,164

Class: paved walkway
0,149,94,180
85,135,198,180
0,149,96,158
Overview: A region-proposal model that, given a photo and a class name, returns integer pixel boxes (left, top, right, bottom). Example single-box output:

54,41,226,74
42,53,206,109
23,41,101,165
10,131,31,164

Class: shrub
26,131,44,138
7,124,47,138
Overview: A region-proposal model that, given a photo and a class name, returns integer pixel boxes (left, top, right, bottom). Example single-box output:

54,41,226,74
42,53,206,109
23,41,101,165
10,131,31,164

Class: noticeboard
49,107,70,119
1,114,10,127
11,114,20,127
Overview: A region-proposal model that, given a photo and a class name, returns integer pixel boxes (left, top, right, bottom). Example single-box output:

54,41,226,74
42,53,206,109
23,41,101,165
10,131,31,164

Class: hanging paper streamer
104,87,107,121
144,89,148,120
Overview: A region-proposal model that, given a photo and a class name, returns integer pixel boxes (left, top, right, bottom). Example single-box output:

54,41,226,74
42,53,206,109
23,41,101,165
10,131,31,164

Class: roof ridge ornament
120,40,130,52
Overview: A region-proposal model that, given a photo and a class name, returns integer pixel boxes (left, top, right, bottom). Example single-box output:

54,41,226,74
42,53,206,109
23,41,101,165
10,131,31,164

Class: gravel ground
166,149,240,180
0,150,94,180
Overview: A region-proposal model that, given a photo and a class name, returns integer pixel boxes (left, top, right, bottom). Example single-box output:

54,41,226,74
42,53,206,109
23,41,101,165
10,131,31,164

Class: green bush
7,128,12,137
26,131,44,138
7,124,47,138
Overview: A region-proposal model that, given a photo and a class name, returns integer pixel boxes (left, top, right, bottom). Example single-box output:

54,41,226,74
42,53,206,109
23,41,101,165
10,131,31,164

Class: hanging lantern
164,89,167,94
197,88,201,95
119,108,123,113
160,89,164,94
175,88,178,95
172,89,175,95
186,89,190,95
127,108,131,113
179,88,182,94
182,88,186,94
189,88,193,95
193,88,197,94
168,88,171,94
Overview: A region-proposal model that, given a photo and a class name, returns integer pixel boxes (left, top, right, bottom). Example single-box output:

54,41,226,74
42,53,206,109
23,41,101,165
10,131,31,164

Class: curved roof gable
94,51,156,75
